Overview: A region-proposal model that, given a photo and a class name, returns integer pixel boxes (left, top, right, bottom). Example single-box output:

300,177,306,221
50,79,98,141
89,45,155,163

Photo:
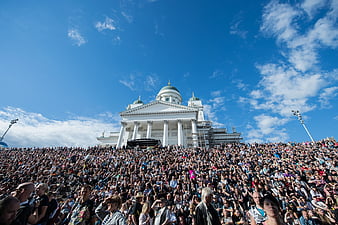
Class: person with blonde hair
95,195,127,225
139,202,151,225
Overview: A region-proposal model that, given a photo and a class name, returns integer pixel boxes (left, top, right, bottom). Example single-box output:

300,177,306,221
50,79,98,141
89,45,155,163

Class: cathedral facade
97,83,242,148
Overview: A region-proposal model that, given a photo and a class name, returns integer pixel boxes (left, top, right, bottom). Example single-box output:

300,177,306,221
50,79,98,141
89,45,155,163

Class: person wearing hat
130,193,143,225
95,195,127,225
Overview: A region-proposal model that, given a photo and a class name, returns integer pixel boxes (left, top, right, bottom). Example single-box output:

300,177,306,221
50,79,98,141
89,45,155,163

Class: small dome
133,99,143,104
133,96,143,104
189,92,200,101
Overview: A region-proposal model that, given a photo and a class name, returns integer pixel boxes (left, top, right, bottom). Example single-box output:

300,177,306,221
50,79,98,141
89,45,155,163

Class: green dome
133,96,143,104
160,85,180,93
189,92,200,101
189,96,200,101
156,81,182,104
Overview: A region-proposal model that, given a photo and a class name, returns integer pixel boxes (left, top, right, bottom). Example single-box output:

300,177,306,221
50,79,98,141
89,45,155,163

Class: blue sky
0,0,337,147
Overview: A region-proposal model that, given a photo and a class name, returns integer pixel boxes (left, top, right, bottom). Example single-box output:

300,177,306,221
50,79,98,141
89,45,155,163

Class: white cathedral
97,82,242,148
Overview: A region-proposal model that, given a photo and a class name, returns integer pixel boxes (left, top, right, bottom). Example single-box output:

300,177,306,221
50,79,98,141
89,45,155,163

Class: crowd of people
0,139,337,225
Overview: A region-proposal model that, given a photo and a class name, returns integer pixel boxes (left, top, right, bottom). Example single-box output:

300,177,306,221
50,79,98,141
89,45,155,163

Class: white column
177,120,183,146
132,121,139,140
191,119,198,148
163,120,168,146
116,122,126,148
146,121,153,138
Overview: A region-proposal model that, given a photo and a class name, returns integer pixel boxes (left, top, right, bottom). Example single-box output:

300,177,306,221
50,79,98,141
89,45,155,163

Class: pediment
120,100,197,116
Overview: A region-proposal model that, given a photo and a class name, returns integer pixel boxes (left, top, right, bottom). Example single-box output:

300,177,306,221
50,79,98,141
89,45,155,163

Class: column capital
147,121,153,124
121,121,127,126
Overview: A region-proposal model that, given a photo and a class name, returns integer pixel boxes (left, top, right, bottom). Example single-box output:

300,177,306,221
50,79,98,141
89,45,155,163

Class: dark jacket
195,202,221,225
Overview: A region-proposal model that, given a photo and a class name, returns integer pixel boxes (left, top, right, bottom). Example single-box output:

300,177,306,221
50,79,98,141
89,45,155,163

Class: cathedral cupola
156,81,182,104
127,96,144,110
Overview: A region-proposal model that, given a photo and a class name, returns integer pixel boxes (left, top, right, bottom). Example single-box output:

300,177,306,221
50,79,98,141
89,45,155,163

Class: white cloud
251,63,326,116
229,20,248,39
211,90,221,97
232,79,248,91
255,0,337,114
243,0,338,140
121,11,133,23
261,0,338,72
112,36,121,45
261,1,299,43
95,17,116,32
119,75,136,91
209,70,223,79
145,74,158,90
119,73,159,92
203,104,224,127
209,97,226,109
246,114,289,143
310,17,338,48
319,86,338,108
154,22,165,37
67,28,87,46
301,0,328,18
183,72,190,78
258,64,325,99
203,93,227,127
0,107,120,148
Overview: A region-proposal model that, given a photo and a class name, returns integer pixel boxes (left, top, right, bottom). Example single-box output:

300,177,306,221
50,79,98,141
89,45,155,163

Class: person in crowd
0,196,20,225
68,185,94,225
130,193,144,225
11,182,40,225
46,192,60,225
315,208,336,225
283,206,299,225
299,210,315,225
260,194,285,225
34,183,49,225
139,201,151,225
152,198,171,225
95,195,127,225
194,187,221,225
249,191,267,225
232,209,245,225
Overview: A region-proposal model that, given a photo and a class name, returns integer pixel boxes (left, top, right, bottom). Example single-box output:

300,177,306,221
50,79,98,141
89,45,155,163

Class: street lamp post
0,119,19,142
291,110,315,143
